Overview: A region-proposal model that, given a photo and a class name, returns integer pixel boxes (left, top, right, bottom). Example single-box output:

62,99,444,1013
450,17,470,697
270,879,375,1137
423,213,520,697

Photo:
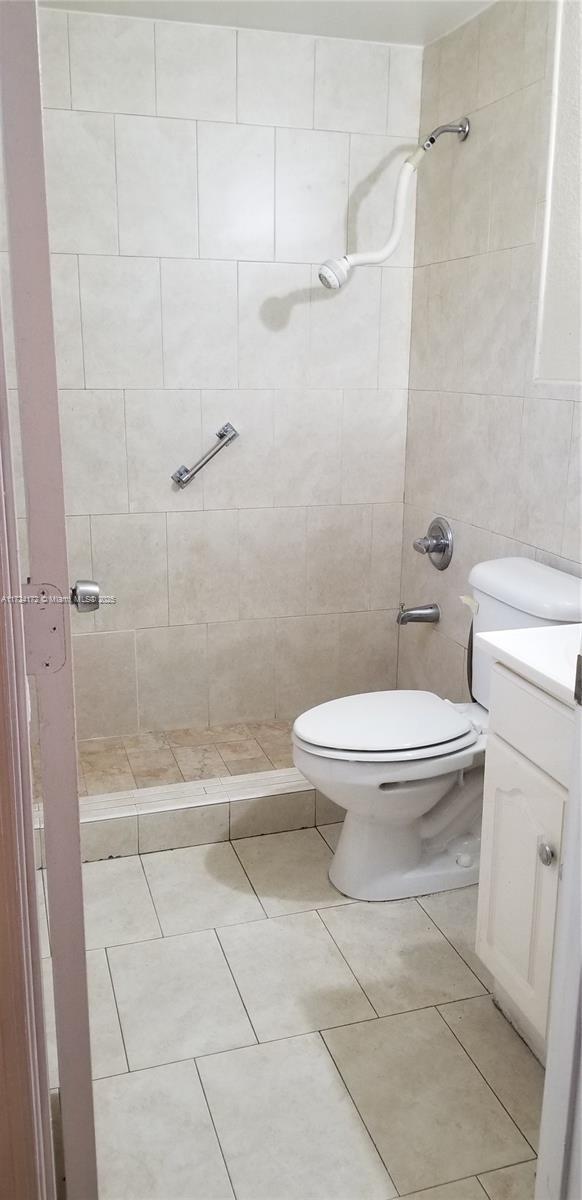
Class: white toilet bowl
293,690,487,901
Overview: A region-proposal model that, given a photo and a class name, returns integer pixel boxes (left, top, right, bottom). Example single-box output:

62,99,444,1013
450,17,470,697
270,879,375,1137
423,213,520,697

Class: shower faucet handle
413,536,438,554
412,517,454,571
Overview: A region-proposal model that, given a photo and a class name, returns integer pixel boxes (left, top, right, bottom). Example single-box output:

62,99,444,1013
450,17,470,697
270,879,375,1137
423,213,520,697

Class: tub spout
397,603,440,625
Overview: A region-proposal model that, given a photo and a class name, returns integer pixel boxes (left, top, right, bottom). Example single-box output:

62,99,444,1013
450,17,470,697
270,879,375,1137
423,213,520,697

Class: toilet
293,558,582,901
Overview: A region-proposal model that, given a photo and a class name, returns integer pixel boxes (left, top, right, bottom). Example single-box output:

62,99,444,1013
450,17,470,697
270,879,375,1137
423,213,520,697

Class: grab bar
171,422,239,488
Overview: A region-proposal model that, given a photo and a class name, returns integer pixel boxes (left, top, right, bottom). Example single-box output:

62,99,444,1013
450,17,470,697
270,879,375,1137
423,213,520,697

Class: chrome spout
397,603,440,625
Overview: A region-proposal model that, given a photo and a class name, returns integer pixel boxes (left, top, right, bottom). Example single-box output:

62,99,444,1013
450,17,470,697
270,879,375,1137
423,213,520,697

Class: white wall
25,8,422,737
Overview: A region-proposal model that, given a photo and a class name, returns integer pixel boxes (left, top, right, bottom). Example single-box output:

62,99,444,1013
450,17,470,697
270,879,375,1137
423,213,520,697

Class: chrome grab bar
171,422,239,488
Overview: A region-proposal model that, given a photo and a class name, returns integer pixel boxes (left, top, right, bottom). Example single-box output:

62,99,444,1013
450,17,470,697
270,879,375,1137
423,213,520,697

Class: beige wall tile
66,515,94,635
341,390,407,504
379,269,413,387
438,18,479,122
371,503,404,610
515,397,573,552
136,624,208,731
397,625,468,702
116,115,198,257
162,259,237,389
126,390,202,513
155,22,235,121
238,262,310,389
229,791,315,839
58,390,128,516
275,128,349,263
275,614,340,718
39,8,71,110
387,46,422,138
44,110,117,255
338,611,398,697
50,255,85,389
316,791,345,825
563,405,582,561
237,30,314,129
308,266,382,389
239,508,306,619
306,505,372,614
73,632,138,739
477,1,527,108
138,803,228,853
80,256,162,389
92,514,167,632
273,390,341,507
69,12,155,114
168,510,238,625
208,619,276,725
489,84,542,252
81,816,138,862
315,38,390,134
198,122,274,260
201,391,274,510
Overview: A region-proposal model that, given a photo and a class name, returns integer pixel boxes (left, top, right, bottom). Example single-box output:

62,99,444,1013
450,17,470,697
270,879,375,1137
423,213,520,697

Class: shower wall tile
116,115,198,258
563,407,582,562
125,390,203,513
92,513,168,632
437,18,479,126
238,262,310,390
314,39,390,135
198,123,274,261
161,259,237,389
167,510,238,626
66,515,95,634
308,265,382,390
306,505,373,614
273,390,342,507
155,22,236,121
208,619,276,725
73,631,138,739
58,390,128,515
43,110,117,255
476,0,526,109
79,256,162,389
275,129,349,263
515,397,574,554
69,13,155,115
386,45,423,138
136,624,209,731
40,11,417,735
488,83,542,252
201,391,274,510
50,255,85,389
341,390,407,504
39,8,71,110
237,30,315,129
239,508,306,619
348,135,416,269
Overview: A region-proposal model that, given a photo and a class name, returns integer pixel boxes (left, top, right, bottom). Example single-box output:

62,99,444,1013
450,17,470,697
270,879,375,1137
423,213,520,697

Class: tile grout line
229,838,269,919
213,926,260,1045
313,908,381,1019
416,893,491,990
193,1057,240,1199
135,852,164,935
433,1004,539,1158
103,945,131,1074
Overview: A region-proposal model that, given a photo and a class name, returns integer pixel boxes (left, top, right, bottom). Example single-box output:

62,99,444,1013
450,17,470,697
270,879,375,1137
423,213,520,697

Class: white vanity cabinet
476,662,573,1054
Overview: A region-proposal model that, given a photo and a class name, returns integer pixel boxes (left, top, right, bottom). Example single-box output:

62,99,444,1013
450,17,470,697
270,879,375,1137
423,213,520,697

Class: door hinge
22,583,67,675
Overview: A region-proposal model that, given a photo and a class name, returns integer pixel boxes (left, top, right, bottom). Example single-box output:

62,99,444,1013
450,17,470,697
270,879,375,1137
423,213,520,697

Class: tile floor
39,828,543,1200
75,721,294,796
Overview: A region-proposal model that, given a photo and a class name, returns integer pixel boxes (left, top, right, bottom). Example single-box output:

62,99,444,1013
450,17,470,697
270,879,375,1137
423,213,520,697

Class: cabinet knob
538,843,555,867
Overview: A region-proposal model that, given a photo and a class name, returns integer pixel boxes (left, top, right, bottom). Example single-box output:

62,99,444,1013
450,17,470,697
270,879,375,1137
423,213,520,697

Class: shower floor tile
86,829,542,1199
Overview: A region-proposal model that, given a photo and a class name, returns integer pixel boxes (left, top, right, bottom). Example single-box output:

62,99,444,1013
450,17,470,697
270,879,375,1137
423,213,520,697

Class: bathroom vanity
475,623,581,1061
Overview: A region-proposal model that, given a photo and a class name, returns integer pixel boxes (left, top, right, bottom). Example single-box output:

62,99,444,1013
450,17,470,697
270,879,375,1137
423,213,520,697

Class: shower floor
76,721,294,796
39,831,541,1199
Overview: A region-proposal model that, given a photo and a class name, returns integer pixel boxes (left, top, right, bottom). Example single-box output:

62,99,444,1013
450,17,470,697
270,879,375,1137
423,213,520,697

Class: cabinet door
476,733,566,1041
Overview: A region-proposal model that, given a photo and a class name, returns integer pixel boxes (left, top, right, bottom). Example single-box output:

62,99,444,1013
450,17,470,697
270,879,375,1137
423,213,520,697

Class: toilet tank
469,557,582,709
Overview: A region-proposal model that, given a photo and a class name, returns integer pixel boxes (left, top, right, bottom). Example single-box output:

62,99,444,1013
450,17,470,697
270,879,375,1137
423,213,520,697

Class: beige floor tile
79,737,126,757
478,1159,537,1200
122,731,169,754
218,737,265,762
167,723,250,748
439,996,544,1149
83,757,136,795
229,791,315,838
223,755,272,775
108,930,256,1070
399,1181,485,1200
141,842,265,935
258,733,294,768
246,720,293,739
233,828,351,916
318,821,343,850
128,749,183,788
43,952,127,1087
198,1034,395,1200
82,857,161,950
323,1009,533,1195
218,910,375,1041
320,899,485,1016
419,886,492,988
94,1061,234,1200
172,745,227,780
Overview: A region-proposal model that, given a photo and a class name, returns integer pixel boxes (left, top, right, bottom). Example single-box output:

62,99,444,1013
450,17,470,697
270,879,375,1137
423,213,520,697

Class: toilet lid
293,691,474,754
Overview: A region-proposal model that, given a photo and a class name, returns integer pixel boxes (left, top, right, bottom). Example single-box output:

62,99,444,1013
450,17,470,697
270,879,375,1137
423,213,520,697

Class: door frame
0,2,98,1196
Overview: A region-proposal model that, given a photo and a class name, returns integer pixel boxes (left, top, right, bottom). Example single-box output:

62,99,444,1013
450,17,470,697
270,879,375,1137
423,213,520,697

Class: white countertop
476,623,582,709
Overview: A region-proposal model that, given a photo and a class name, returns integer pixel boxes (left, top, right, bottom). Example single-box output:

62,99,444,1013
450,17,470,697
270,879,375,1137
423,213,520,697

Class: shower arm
318,117,469,287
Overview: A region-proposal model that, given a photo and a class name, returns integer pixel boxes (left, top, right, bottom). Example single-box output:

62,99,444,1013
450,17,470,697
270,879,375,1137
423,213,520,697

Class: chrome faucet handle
413,536,437,554
412,518,454,571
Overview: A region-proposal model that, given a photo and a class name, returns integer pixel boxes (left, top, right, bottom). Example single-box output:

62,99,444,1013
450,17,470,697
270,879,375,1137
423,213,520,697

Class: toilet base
329,814,480,901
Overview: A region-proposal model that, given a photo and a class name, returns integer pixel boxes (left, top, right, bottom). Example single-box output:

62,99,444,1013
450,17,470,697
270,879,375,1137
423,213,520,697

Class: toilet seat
293,690,481,764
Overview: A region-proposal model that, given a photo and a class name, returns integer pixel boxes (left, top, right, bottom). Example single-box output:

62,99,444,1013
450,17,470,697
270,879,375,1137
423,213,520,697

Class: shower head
318,256,352,289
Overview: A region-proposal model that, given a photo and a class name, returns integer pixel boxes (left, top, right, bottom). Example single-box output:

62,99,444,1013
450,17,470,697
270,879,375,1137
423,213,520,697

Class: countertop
475,623,582,709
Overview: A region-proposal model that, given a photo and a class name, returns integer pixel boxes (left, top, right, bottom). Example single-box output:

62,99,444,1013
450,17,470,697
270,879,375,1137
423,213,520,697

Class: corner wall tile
341,390,407,504
39,8,71,109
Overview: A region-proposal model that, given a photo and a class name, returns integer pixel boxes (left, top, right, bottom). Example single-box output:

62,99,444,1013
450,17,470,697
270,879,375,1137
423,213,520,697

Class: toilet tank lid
469,558,582,622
